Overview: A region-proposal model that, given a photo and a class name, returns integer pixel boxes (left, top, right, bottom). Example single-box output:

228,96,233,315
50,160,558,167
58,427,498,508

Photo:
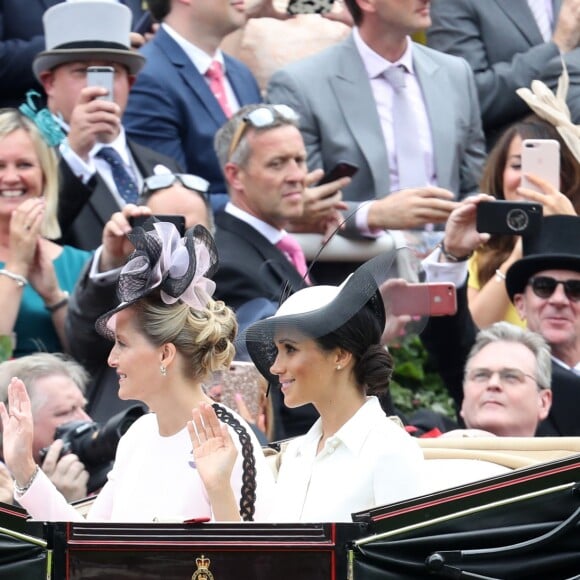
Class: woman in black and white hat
191,250,426,523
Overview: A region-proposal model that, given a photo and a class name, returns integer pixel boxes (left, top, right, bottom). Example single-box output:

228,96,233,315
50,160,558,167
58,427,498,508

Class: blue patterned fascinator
19,90,66,147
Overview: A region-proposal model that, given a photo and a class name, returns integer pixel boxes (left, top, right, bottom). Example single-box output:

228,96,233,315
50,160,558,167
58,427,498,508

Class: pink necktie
276,234,311,284
205,60,232,118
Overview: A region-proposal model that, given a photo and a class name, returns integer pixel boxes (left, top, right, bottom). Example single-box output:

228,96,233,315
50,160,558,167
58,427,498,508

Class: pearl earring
336,365,342,371
160,365,167,376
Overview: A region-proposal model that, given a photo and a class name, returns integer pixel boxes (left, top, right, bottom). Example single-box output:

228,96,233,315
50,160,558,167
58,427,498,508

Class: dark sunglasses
142,173,210,197
227,105,299,160
529,276,580,302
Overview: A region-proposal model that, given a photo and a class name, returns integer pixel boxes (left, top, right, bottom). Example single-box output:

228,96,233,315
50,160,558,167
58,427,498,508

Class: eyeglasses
466,368,538,387
528,276,580,302
227,105,299,160
142,173,210,198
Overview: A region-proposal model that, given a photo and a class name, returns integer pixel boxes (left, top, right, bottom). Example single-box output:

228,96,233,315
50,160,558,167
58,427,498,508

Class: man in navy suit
0,0,145,109
124,0,263,213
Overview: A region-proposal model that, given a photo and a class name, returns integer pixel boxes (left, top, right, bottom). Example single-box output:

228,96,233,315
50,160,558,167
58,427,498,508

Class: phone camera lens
506,208,529,233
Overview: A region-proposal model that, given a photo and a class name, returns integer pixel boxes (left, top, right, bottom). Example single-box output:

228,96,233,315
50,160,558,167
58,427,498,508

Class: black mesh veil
237,246,434,386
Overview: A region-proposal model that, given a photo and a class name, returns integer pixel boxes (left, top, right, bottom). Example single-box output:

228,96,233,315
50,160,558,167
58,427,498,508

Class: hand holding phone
318,161,359,186
521,139,560,194
388,282,457,317
86,66,114,102
476,201,542,236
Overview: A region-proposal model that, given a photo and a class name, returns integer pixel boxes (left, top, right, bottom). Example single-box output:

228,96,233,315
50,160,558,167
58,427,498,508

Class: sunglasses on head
142,174,210,197
227,105,299,160
528,276,580,302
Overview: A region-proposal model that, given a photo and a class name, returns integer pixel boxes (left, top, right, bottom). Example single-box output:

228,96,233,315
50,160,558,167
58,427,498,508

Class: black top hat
506,215,580,300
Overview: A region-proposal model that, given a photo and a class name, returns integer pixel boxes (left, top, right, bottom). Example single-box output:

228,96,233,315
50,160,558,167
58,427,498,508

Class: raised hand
517,173,577,216
188,403,238,490
0,378,37,487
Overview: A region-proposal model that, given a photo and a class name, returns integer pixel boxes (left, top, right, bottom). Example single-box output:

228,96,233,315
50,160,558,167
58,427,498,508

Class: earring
160,365,167,376
336,365,342,371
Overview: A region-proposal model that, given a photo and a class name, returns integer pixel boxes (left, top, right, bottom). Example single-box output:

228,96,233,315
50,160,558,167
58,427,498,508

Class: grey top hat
506,215,580,300
33,0,145,80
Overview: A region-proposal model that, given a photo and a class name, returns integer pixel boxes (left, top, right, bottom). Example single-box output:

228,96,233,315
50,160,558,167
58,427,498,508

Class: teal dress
2,245,92,357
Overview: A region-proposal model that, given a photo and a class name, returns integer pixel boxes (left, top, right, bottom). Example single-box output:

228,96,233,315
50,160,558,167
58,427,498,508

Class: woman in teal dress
0,109,91,357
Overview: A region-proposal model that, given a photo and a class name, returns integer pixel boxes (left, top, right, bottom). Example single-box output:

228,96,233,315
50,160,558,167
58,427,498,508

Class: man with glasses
421,207,580,436
458,322,552,438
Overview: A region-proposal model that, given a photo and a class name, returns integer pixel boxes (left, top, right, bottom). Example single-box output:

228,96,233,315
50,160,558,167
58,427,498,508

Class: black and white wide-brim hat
33,0,145,80
241,248,429,385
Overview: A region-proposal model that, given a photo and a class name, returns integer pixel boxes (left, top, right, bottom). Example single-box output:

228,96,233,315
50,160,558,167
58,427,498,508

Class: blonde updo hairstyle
0,109,60,239
133,290,238,382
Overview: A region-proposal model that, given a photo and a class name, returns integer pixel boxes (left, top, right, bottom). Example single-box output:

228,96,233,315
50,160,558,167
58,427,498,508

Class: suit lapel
330,35,390,198
413,45,454,192
89,177,121,227
493,0,545,45
224,54,258,106
218,214,308,292
155,28,228,127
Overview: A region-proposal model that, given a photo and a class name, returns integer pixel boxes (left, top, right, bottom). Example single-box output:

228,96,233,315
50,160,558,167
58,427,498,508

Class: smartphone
389,283,457,317
129,214,186,236
476,201,542,236
521,139,560,193
318,161,359,186
207,362,265,420
132,10,155,34
287,0,335,15
86,65,114,102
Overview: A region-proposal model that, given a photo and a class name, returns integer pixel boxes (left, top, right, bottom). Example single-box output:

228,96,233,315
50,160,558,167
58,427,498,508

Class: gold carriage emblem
191,554,214,580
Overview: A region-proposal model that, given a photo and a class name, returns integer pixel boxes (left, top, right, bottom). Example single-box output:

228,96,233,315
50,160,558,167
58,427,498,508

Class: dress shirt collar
352,27,415,79
161,22,226,76
225,202,286,245
296,397,386,458
551,355,580,376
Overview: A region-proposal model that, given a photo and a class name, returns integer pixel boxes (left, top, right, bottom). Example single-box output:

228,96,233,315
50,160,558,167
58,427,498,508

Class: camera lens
506,208,529,233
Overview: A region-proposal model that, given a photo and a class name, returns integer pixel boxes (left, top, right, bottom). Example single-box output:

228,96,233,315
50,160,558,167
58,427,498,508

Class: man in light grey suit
267,0,485,238
427,0,580,148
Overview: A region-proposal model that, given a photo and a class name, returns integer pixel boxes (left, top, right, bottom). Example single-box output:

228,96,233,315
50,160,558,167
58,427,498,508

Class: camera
476,201,542,236
39,404,146,493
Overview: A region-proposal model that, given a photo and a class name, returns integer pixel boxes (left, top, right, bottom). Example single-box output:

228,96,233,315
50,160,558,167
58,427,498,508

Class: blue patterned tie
96,147,139,204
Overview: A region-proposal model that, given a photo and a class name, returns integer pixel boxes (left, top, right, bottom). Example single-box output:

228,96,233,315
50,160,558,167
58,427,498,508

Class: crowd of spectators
0,0,579,522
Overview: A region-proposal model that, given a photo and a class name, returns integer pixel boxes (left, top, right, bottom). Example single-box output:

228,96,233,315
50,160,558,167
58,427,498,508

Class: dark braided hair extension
212,404,257,521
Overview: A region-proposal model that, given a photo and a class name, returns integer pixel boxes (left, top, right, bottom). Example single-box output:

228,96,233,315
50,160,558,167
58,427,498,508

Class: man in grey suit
267,0,485,239
427,0,580,148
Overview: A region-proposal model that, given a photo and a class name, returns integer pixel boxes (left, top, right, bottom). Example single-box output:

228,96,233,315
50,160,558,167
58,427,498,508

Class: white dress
17,408,275,522
269,397,425,522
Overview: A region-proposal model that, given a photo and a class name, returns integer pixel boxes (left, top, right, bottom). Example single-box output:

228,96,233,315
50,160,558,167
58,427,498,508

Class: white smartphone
521,138,560,193
86,65,114,102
